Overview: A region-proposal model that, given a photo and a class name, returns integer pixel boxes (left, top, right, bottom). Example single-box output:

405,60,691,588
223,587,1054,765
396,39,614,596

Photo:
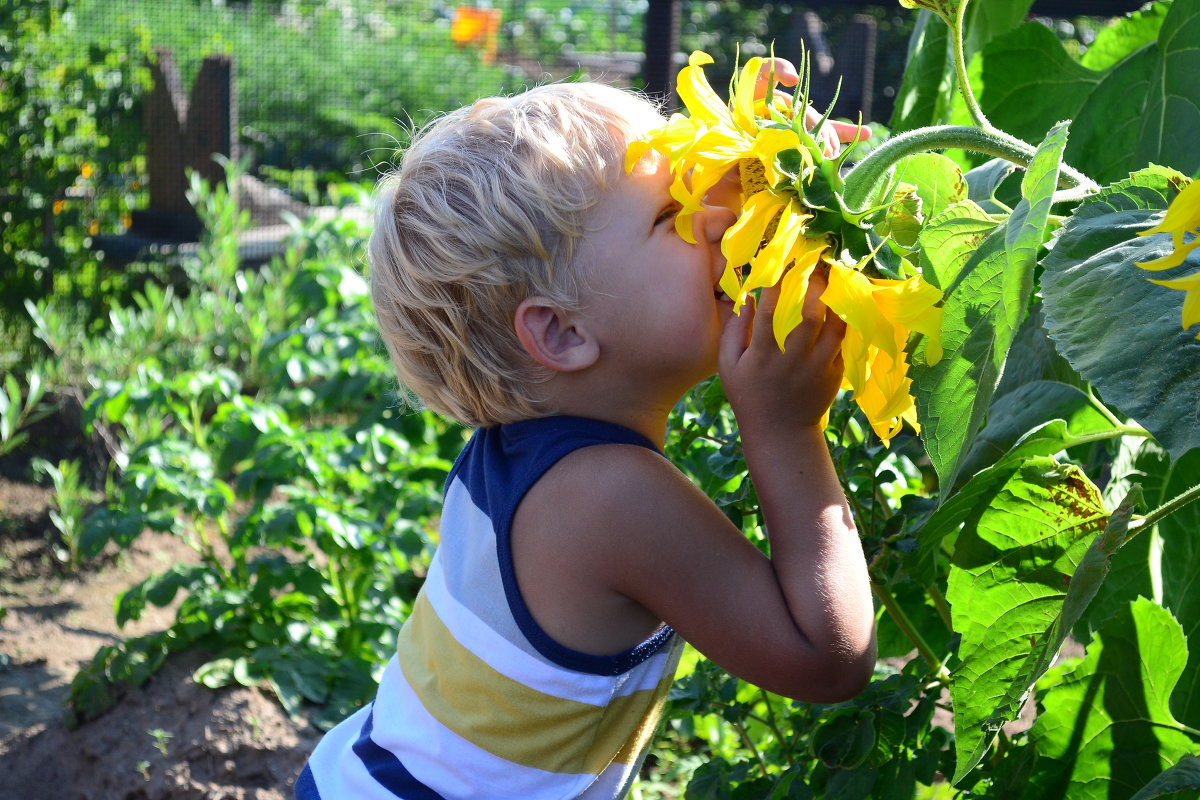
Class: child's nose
697,204,737,244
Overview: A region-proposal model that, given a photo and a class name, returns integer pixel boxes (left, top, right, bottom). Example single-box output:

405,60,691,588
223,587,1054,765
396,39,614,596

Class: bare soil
0,474,319,799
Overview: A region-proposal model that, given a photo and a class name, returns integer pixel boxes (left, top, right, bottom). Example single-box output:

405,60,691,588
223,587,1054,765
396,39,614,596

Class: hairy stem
950,0,991,131
873,577,942,670
842,125,1098,212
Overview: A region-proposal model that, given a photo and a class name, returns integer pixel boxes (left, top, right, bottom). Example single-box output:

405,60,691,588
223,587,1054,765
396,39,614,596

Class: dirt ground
0,474,319,799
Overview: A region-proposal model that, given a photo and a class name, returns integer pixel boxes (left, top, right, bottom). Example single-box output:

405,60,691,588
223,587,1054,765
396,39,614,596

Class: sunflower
1137,178,1200,338
628,50,945,446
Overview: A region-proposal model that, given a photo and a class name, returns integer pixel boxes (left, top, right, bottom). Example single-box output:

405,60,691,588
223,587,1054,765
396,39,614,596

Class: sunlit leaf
1080,1,1169,71
912,124,1066,497
946,457,1109,783
1156,448,1200,728
1027,599,1196,800
959,23,1103,151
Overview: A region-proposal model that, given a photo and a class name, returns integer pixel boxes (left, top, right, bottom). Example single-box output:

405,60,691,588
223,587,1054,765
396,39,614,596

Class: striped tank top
297,415,683,799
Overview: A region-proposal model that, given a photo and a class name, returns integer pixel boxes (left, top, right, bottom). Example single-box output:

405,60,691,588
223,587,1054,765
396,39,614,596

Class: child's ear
514,297,599,372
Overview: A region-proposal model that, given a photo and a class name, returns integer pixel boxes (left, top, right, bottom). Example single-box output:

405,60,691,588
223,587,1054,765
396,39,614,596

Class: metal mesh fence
57,0,913,179
1,0,913,297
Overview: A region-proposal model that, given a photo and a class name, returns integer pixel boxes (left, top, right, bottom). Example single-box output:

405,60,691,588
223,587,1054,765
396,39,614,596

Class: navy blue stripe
455,415,675,676
352,704,447,800
294,764,319,799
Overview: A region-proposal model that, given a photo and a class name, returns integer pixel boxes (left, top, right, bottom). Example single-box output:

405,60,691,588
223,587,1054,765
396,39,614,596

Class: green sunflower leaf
911,123,1066,497
1039,167,1200,460
945,457,1110,784
1027,598,1198,800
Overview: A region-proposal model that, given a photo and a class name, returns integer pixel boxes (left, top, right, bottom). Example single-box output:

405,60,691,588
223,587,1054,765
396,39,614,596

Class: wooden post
144,48,190,217
641,0,680,110
141,48,236,232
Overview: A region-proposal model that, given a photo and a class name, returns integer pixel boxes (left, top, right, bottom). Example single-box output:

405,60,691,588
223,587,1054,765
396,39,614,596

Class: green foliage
31,456,93,568
1026,599,1197,800
44,164,463,729
0,0,152,370
0,372,52,457
909,122,1066,496
67,0,522,176
1040,167,1200,459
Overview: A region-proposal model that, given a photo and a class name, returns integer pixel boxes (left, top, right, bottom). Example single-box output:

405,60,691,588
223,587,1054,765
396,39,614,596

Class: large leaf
961,0,1035,65
914,198,999,292
991,305,1085,398
961,22,1104,151
953,380,1121,487
1027,598,1198,800
1067,0,1200,184
1080,1,1170,72
1133,0,1200,180
1067,46,1163,185
912,124,1066,497
909,455,1022,587
945,457,1110,783
1157,447,1200,728
890,11,955,132
1129,754,1200,800
891,152,968,225
1075,437,1167,645
1040,167,1200,460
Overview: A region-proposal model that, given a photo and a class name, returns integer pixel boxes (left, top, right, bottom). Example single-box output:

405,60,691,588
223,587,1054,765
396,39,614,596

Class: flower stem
841,125,1097,212
872,577,942,671
949,0,991,132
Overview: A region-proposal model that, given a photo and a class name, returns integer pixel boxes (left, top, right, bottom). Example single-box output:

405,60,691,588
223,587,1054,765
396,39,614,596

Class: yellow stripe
395,591,675,775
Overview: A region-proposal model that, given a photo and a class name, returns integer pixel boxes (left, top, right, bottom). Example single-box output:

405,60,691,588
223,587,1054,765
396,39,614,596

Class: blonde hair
369,82,663,427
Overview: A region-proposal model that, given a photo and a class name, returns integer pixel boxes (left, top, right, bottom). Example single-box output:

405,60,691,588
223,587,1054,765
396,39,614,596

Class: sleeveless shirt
297,416,683,799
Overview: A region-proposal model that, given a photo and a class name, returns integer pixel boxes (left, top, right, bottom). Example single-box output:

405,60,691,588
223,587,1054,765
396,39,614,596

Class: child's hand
755,57,871,157
718,270,846,436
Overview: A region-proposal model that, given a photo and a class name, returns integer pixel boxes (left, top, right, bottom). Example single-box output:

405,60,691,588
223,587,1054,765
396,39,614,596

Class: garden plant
4,0,1200,797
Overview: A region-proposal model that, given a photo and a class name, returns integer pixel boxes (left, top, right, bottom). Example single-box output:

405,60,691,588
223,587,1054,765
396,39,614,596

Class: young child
297,67,876,800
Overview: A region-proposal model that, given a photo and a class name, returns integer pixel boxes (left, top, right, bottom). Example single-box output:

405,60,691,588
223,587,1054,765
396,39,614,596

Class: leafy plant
31,457,93,568
0,372,52,458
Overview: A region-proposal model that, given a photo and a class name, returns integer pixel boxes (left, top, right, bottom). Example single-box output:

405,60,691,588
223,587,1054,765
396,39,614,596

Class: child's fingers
754,58,798,100
719,294,755,371
830,119,871,144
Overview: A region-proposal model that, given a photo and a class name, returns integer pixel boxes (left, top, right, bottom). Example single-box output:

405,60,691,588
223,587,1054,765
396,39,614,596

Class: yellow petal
1136,234,1200,271
773,257,815,351
1149,269,1200,332
746,127,804,186
678,52,730,124
869,275,945,365
721,190,788,309
746,201,808,295
1140,179,1200,238
733,57,765,134
822,261,887,354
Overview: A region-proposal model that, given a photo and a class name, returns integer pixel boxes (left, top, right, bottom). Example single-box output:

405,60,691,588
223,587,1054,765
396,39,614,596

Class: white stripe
370,655,597,800
429,482,674,701
303,705,399,800
578,766,633,799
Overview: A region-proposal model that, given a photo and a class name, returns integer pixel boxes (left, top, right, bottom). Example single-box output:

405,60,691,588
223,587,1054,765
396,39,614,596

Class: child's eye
655,203,681,226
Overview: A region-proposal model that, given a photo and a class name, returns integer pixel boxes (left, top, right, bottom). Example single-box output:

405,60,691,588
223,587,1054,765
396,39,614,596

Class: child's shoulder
511,439,717,656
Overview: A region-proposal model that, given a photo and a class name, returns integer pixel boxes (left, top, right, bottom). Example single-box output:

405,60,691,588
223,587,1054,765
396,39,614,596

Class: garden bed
0,476,316,799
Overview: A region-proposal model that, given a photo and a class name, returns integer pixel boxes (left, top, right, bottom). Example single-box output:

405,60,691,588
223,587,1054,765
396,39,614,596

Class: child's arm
515,276,874,703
